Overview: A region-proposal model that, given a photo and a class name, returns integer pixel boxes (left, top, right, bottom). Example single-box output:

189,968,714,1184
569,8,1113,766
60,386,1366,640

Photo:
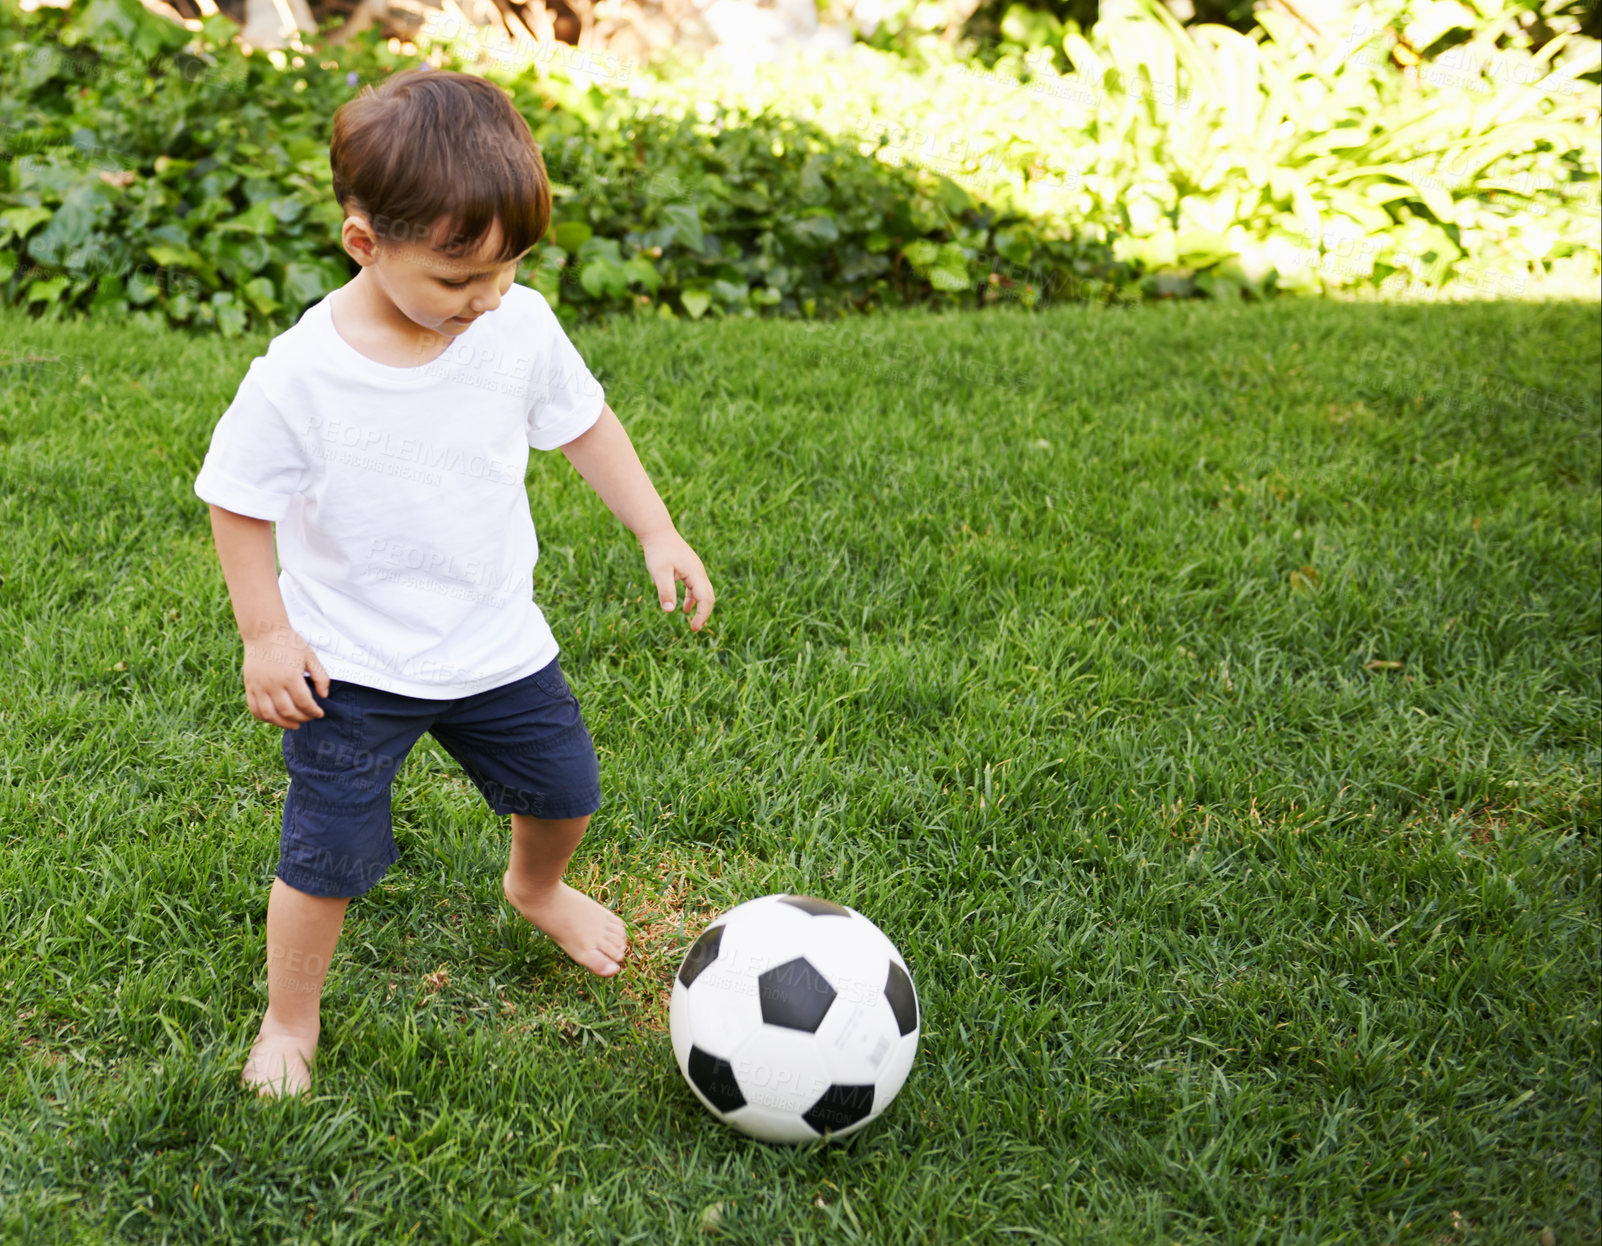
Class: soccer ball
669,893,920,1144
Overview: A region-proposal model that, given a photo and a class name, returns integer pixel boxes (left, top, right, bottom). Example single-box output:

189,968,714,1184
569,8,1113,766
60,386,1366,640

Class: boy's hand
242,625,331,729
641,531,715,631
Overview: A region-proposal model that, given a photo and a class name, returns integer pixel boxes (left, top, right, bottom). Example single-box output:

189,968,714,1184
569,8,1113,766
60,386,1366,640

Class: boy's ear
341,214,381,268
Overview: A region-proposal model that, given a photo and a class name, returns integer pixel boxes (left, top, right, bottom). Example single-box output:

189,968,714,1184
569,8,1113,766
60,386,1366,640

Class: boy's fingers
687,573,715,629
285,677,323,722
271,687,309,727
254,697,288,730
245,679,314,729
306,651,331,700
248,691,286,730
650,564,676,611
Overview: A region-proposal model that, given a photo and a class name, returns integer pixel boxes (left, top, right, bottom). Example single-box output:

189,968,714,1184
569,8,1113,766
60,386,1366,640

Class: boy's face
342,213,530,338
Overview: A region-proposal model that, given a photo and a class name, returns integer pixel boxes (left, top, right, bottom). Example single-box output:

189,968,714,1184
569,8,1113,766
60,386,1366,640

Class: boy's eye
441,278,471,289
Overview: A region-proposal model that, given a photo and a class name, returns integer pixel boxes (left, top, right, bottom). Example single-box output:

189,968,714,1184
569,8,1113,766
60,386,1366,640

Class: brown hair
330,68,549,260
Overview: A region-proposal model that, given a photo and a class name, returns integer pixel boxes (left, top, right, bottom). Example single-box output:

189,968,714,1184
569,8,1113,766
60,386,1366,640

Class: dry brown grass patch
598,844,752,1033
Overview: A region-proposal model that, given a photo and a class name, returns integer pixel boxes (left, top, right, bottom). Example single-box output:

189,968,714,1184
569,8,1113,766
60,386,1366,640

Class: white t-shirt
194,282,605,698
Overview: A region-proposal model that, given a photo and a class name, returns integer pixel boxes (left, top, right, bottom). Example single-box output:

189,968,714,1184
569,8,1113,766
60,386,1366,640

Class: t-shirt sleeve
525,295,606,451
193,357,310,522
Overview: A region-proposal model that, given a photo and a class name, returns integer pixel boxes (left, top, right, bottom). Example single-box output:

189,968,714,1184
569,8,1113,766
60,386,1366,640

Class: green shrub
2,0,1596,337
1069,0,1602,299
2,0,377,334
645,0,1600,301
0,0,1133,333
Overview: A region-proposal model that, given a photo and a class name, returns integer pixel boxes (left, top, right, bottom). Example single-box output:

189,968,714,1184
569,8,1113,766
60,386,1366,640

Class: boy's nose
471,289,501,314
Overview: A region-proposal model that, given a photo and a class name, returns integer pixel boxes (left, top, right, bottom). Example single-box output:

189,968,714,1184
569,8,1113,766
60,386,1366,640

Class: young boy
195,68,714,1097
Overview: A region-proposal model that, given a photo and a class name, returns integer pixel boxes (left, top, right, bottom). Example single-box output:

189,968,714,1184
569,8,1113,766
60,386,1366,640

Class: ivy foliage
1,0,1597,336
0,0,1122,333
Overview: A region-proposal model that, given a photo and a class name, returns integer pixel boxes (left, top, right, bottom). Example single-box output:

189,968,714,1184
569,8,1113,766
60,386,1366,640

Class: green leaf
27,199,100,266
1275,178,1324,243
992,229,1033,266
240,276,279,315
268,196,305,226
1320,187,1397,234
126,268,160,305
621,255,662,293
527,266,561,307
1271,257,1322,294
196,169,240,201
1002,2,1065,50
83,0,189,57
76,0,141,47
578,256,628,299
1175,229,1233,267
552,220,593,252
147,243,203,269
281,260,334,305
680,286,711,319
283,135,324,166
799,154,830,205
1195,270,1244,300
928,242,970,291
1215,255,1265,298
208,236,274,279
2,207,54,238
212,292,248,337
930,175,975,220
1331,163,1457,225
90,274,125,315
215,200,279,237
787,214,841,248
576,236,624,265
660,202,704,254
27,276,70,305
1114,227,1178,270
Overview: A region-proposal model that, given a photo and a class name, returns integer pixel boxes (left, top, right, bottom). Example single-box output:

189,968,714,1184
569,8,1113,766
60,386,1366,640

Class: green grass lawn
0,293,1597,1245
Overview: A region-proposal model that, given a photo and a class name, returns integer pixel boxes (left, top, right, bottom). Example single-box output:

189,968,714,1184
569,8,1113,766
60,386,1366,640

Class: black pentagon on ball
803,1083,876,1135
687,1046,745,1113
677,923,725,988
884,960,918,1037
758,957,836,1032
778,894,851,917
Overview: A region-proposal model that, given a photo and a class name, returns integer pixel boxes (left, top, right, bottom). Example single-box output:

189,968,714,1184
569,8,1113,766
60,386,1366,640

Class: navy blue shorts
276,656,601,898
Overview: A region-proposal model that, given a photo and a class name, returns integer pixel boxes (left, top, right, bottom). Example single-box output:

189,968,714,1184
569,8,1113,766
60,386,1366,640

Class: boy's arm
207,504,330,728
559,404,715,631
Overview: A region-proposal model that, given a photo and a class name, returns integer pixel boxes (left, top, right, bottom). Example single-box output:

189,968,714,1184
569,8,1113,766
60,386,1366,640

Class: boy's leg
254,678,427,1096
502,813,627,977
242,877,350,1097
429,659,621,977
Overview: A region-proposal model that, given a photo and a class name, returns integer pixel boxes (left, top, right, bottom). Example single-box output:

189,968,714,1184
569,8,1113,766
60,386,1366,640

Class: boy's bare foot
241,1022,317,1098
502,873,628,976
